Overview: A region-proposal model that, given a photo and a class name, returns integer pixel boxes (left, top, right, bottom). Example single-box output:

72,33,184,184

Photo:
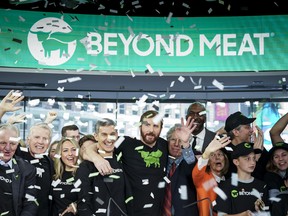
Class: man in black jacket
0,123,38,216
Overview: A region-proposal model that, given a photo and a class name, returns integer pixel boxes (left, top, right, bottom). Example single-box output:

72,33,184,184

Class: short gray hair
94,118,116,134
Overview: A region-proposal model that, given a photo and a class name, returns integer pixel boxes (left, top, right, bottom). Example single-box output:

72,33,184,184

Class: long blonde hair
53,138,80,180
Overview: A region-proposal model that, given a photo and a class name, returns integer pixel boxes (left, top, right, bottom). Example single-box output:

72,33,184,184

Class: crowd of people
0,90,288,216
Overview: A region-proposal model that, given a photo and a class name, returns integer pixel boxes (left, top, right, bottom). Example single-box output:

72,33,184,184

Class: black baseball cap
268,142,288,158
231,142,262,159
224,111,256,132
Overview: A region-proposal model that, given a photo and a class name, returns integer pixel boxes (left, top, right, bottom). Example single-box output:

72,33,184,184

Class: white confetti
52,179,61,187
153,112,165,124
114,136,125,148
146,64,155,74
212,79,224,90
231,173,238,186
68,77,82,83
74,179,82,188
57,87,64,92
251,188,261,199
28,99,40,107
179,185,188,200
166,12,173,24
213,186,227,200
6,169,14,174
142,179,149,185
143,203,153,208
170,81,175,88
178,76,185,82
58,79,67,84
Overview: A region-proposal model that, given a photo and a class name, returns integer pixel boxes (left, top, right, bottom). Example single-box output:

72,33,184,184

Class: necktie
192,136,197,150
162,162,176,216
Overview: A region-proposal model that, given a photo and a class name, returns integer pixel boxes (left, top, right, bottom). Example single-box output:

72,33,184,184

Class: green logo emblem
231,189,238,198
138,149,162,168
244,143,251,148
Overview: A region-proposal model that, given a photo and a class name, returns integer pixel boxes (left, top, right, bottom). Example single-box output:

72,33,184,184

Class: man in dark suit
186,102,216,155
162,124,198,216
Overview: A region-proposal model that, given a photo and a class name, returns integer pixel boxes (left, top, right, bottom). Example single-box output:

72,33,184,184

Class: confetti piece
6,169,14,174
126,14,133,22
68,77,82,83
52,179,61,187
74,179,82,188
190,77,197,85
109,175,120,179
128,26,135,36
28,99,40,107
142,179,149,185
57,87,64,92
199,111,206,116
19,147,28,152
182,3,190,8
30,159,40,164
231,173,238,186
114,136,125,148
202,178,217,191
178,76,185,82
146,64,155,74
179,185,188,200
12,38,22,44
251,188,261,199
269,197,281,202
89,172,99,178
135,146,144,151
143,203,153,208
169,94,176,99
212,79,224,90
166,12,173,24
110,9,118,14
164,176,171,184
157,70,163,76
208,8,213,14
213,186,227,200
96,208,106,213
170,81,175,88
66,177,75,183
71,188,81,192
225,146,233,151
153,112,165,124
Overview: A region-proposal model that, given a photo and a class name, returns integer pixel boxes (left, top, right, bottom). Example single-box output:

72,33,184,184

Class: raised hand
202,134,231,159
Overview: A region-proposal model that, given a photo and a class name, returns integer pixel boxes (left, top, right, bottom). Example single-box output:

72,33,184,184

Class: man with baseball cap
224,111,269,180
214,142,269,216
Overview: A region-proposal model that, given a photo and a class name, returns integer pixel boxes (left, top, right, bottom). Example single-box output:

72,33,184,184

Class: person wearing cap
214,142,269,216
264,142,288,199
224,111,268,180
192,134,230,216
186,102,216,156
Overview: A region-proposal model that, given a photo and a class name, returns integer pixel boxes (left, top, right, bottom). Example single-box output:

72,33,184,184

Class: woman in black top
52,138,80,216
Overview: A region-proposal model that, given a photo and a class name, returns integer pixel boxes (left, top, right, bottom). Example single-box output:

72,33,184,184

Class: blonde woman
52,138,80,216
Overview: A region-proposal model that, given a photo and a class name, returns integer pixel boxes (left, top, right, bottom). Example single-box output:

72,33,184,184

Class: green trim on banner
0,9,287,73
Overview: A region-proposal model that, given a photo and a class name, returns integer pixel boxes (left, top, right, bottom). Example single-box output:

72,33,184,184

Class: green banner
0,9,287,73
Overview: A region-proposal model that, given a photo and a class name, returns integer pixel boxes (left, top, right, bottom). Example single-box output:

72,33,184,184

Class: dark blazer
12,155,38,216
170,160,199,216
201,128,216,153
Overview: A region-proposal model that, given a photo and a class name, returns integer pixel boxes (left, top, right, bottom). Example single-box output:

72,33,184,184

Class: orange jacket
192,160,218,216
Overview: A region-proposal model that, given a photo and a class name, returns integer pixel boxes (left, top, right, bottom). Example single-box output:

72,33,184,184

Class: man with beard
82,110,195,216
186,102,216,156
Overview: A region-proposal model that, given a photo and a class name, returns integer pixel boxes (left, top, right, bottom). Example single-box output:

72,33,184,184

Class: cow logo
138,149,163,168
27,17,76,66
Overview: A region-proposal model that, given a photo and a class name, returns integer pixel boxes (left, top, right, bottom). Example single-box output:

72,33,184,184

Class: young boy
214,142,269,215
